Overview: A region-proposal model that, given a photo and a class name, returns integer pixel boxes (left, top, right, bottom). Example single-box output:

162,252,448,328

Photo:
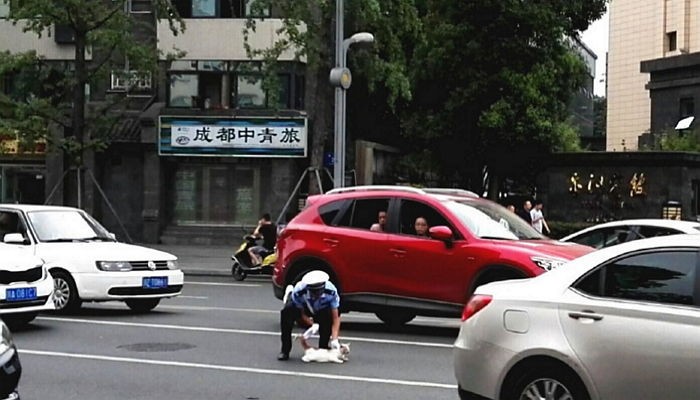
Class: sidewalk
141,243,234,277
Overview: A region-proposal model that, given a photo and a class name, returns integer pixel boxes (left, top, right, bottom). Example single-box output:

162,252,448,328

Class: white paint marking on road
177,296,209,300
184,281,261,287
20,349,457,390
36,316,453,348
159,305,278,313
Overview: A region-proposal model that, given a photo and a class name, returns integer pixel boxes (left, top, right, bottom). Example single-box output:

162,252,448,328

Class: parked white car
0,205,183,313
560,218,700,249
454,234,700,400
0,244,54,328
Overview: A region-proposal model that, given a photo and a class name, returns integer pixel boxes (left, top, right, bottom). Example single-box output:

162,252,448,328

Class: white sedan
454,234,700,400
0,244,54,328
560,218,700,249
0,204,183,313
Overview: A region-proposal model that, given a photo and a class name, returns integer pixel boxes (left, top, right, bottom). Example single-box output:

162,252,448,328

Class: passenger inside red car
370,210,387,232
414,217,429,237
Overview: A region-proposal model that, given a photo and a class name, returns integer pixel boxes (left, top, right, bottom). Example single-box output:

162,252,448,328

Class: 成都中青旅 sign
159,116,307,157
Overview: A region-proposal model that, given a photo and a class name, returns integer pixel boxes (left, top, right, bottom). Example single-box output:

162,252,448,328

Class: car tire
1,312,38,330
125,298,161,312
51,270,82,313
232,263,247,281
375,310,416,329
507,365,589,400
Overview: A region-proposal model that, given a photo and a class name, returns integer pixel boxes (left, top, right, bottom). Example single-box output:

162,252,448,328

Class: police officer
278,270,341,361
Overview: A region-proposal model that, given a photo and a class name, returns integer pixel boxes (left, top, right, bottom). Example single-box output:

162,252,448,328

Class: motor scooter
231,234,277,281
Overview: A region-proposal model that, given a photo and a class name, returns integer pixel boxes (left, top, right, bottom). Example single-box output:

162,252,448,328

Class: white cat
301,343,350,364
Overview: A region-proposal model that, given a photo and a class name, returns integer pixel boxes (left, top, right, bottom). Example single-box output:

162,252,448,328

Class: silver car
454,234,700,400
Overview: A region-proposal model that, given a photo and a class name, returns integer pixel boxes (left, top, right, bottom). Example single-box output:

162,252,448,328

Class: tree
593,95,607,138
401,0,607,195
0,0,183,207
243,0,423,192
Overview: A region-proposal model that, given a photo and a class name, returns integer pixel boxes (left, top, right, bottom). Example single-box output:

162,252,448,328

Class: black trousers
280,305,333,354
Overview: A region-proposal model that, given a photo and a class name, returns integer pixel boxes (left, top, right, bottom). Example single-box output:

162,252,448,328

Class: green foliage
659,129,700,152
0,0,183,165
593,95,606,138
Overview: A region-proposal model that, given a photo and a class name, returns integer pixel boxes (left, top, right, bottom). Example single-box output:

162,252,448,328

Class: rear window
318,200,346,225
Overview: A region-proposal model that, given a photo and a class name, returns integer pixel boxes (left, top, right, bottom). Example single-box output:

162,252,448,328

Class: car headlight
531,256,567,271
97,261,133,271
166,260,179,270
0,322,14,355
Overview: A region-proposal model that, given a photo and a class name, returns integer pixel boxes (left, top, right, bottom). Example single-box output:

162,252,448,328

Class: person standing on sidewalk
530,200,550,235
278,270,341,361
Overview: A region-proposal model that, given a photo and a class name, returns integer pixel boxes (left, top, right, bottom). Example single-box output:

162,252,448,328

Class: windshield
27,210,113,242
444,199,545,240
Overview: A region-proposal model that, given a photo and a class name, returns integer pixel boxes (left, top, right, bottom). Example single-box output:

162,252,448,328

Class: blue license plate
6,287,37,302
142,277,168,289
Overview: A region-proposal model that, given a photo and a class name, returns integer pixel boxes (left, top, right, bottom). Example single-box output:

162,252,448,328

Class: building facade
0,0,307,244
608,0,700,151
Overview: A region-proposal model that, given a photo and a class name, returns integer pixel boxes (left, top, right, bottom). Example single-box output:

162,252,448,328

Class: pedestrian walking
530,200,550,235
517,200,532,224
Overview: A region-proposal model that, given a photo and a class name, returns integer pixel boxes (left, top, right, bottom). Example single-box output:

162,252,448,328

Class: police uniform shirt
290,281,340,313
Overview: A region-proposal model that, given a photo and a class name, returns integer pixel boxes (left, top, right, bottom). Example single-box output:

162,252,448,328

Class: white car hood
35,242,177,262
0,244,43,271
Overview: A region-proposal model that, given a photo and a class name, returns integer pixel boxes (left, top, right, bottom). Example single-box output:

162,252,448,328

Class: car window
0,211,29,242
569,227,631,249
575,250,698,306
638,226,683,238
397,199,456,238
444,199,542,240
27,210,110,241
335,198,391,231
318,200,347,225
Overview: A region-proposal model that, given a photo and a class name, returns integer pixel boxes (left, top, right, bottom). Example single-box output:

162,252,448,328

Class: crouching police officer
278,270,341,361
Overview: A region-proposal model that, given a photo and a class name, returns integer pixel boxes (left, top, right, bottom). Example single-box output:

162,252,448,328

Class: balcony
157,18,303,61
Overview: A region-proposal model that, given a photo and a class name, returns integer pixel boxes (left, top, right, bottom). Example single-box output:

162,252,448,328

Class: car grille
108,285,183,296
0,295,49,309
129,261,170,271
0,266,43,284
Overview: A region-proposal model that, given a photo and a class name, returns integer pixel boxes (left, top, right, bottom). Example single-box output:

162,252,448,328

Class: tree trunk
65,30,88,208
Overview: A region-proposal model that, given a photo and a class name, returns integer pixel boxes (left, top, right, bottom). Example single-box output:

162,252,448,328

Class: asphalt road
11,275,462,400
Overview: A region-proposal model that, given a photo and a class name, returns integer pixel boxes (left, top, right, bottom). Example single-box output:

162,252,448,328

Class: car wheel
51,270,82,313
232,263,247,281
125,298,161,312
1,312,38,329
375,310,416,329
508,366,589,400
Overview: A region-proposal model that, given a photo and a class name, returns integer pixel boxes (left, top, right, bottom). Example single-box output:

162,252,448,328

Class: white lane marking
20,349,456,390
184,282,260,287
177,296,208,300
36,316,453,348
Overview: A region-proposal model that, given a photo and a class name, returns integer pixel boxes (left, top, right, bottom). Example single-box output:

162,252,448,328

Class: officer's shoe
277,352,289,361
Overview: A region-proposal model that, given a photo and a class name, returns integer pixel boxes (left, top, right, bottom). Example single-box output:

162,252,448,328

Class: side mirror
429,226,453,248
3,233,28,245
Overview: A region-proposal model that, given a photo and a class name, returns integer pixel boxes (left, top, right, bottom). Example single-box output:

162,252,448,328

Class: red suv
272,186,593,326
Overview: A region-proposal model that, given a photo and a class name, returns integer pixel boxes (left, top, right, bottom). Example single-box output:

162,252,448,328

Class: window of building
667,31,677,52
680,97,694,118
129,0,152,13
171,0,269,18
167,60,304,110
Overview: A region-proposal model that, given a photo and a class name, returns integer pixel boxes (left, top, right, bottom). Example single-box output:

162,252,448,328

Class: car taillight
461,294,492,321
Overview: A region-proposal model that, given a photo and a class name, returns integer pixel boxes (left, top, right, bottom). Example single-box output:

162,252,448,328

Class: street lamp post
330,0,374,188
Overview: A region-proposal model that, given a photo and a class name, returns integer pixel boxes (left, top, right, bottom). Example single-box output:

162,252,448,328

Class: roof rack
325,185,425,195
325,185,480,197
421,188,480,198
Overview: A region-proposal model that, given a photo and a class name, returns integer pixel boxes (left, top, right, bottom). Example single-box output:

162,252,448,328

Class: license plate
6,287,37,302
142,277,168,289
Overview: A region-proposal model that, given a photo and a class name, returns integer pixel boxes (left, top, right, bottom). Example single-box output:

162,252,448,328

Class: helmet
301,270,329,291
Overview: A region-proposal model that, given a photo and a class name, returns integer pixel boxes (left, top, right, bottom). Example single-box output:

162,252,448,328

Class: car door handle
390,248,407,257
568,311,603,321
323,238,339,247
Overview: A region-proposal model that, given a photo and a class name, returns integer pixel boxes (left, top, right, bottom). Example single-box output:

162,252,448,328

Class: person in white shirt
530,200,550,235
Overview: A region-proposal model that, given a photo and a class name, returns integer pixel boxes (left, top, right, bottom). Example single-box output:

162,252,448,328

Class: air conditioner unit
54,24,76,44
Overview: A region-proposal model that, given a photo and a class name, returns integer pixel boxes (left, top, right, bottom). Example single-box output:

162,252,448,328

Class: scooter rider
248,213,277,266
278,270,341,361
